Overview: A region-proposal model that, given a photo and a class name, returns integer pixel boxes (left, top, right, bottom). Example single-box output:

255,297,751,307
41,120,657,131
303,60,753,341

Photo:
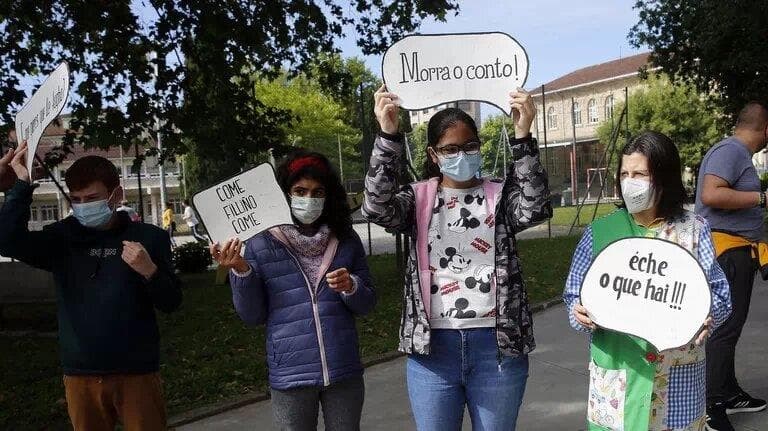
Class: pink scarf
278,225,330,287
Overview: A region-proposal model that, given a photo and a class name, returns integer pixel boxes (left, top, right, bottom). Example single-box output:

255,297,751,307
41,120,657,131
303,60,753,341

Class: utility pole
150,52,168,205
541,85,551,238
134,142,145,223
571,96,578,204
337,135,344,184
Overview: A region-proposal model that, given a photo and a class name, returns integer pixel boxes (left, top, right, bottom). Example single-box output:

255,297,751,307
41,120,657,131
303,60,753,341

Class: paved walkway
350,221,579,257
178,282,768,430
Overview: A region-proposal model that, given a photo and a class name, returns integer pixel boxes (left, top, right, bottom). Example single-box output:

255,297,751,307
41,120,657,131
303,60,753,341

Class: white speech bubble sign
580,237,712,351
192,163,293,244
14,62,70,177
382,32,529,116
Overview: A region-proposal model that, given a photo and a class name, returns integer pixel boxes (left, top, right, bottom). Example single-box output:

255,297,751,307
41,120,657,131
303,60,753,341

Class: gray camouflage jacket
362,132,552,357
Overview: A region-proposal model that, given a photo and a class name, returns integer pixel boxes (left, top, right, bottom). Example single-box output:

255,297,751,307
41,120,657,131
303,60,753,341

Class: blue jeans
406,328,529,431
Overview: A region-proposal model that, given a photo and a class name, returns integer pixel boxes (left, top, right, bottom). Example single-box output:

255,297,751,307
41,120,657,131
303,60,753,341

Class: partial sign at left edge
14,62,70,177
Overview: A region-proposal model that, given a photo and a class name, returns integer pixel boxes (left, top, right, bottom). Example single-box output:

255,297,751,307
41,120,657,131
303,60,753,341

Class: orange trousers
63,373,167,431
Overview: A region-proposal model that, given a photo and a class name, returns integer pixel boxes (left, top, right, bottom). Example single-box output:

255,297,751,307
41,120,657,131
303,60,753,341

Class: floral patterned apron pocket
588,361,627,431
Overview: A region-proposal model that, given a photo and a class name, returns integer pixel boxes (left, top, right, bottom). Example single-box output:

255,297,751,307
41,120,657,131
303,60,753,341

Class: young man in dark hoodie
0,142,182,431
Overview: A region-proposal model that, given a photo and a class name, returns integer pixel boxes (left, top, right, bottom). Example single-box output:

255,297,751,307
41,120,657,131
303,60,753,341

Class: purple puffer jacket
230,228,376,390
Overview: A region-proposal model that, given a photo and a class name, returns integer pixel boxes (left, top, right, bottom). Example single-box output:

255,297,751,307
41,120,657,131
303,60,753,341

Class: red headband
288,156,326,174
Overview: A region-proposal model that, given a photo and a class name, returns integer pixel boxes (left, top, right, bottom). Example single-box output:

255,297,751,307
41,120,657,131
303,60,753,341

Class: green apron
587,209,658,431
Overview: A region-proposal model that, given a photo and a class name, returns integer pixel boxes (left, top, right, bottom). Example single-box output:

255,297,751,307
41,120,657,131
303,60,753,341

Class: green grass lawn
0,236,579,430
551,203,617,227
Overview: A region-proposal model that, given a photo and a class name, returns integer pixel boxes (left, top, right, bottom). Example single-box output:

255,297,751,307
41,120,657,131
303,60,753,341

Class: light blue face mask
290,196,325,225
72,195,115,228
438,152,481,182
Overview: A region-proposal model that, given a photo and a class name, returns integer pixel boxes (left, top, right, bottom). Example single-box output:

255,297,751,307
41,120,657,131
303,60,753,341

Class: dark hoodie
0,180,182,375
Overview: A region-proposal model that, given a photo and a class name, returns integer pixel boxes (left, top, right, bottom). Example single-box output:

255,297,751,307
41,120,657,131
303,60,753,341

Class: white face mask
290,196,325,225
621,178,655,214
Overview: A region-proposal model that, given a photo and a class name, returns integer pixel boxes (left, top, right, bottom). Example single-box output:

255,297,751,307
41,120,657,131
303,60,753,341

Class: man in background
182,199,207,243
696,101,768,431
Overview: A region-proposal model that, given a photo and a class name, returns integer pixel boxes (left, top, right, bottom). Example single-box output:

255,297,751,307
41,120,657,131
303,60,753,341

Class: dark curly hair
616,131,686,221
423,107,480,178
276,150,353,238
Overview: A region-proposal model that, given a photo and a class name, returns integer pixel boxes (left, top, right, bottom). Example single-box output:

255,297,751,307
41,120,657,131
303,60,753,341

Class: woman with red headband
211,151,376,431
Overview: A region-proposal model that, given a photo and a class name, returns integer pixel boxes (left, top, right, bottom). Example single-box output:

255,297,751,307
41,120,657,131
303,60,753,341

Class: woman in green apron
563,131,732,430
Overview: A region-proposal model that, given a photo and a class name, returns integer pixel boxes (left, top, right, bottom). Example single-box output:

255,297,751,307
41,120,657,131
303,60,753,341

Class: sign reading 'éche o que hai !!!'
580,237,712,352
381,32,529,116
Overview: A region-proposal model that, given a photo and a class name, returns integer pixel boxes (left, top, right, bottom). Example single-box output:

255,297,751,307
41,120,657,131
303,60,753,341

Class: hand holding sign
382,32,528,116
509,89,535,137
572,304,596,331
8,142,30,183
374,85,400,135
580,237,712,351
0,148,17,192
695,316,713,346
210,238,249,273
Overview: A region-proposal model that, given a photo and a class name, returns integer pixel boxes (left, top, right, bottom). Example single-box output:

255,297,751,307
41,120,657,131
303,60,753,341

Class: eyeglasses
433,141,481,158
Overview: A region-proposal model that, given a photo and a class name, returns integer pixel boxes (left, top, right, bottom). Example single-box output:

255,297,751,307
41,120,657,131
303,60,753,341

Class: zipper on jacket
284,249,331,386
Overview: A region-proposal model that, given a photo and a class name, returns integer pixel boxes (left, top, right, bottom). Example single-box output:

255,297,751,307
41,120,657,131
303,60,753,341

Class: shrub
173,241,212,274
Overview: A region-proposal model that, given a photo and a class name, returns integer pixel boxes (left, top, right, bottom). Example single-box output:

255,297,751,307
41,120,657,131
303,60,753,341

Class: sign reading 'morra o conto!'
192,164,293,244
580,237,712,351
381,32,529,116
15,62,70,178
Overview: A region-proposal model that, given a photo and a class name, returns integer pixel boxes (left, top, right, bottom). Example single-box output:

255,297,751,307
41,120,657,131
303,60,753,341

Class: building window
547,107,558,130
30,206,39,222
587,99,598,123
411,111,417,117
572,101,582,126
40,204,59,222
537,108,543,130
605,95,614,119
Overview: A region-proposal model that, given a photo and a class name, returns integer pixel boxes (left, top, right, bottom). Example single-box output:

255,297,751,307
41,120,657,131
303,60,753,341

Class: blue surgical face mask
72,194,115,228
438,152,481,182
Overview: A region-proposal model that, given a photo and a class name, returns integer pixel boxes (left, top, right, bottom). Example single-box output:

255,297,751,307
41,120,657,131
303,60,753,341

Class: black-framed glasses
433,141,481,158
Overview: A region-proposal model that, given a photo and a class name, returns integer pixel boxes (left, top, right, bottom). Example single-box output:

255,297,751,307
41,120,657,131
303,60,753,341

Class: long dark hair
616,131,686,220
276,150,353,238
423,107,479,178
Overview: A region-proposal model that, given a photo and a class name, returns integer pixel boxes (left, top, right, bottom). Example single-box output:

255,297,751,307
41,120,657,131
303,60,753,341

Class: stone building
530,52,653,202
409,101,482,127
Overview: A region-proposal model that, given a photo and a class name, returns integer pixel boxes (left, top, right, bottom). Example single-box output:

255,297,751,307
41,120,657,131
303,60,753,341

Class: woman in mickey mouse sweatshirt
363,85,552,431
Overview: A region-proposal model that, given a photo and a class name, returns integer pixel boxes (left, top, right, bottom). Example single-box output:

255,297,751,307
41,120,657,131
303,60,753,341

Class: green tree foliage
0,1,460,175
630,0,768,121
406,123,428,179
478,115,517,177
255,72,361,178
309,54,382,177
596,75,725,172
